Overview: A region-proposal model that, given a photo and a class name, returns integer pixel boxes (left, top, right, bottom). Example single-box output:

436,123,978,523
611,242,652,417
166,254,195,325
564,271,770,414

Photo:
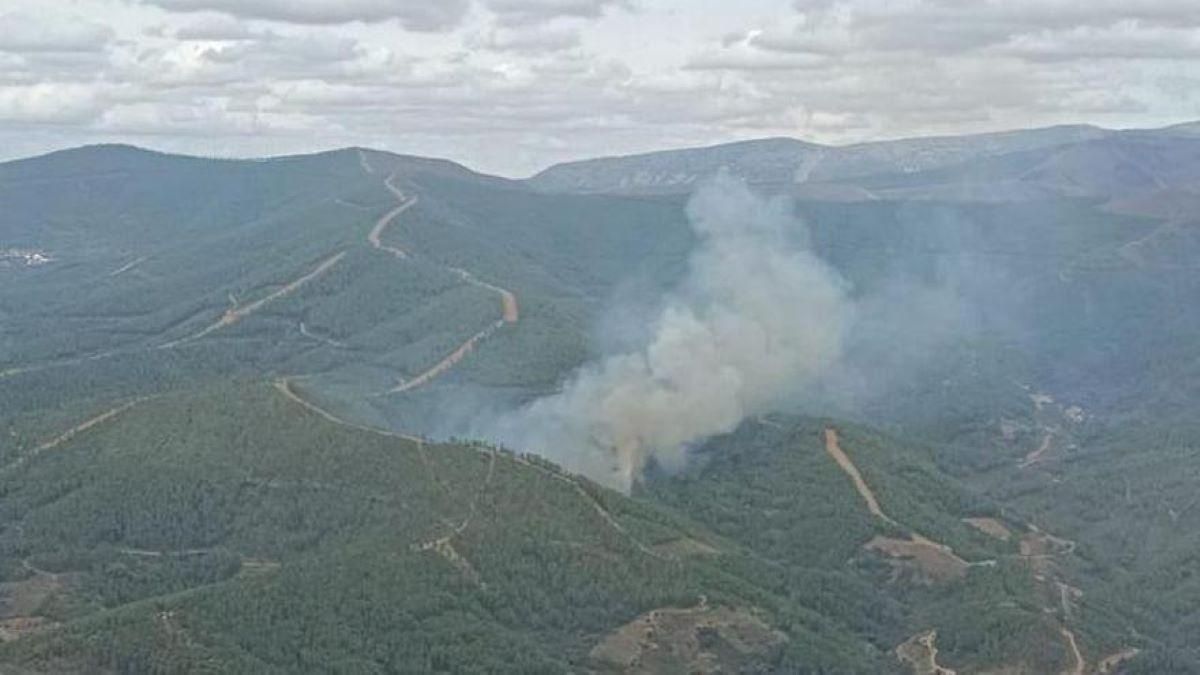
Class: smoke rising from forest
488,172,861,491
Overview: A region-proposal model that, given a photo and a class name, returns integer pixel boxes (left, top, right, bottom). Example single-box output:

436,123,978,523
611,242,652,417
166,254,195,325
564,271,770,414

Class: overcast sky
1,0,1199,176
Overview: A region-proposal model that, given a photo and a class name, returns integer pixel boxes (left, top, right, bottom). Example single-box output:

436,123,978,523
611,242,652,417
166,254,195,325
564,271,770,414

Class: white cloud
0,83,103,123
142,0,471,31
172,14,259,41
467,25,582,53
0,12,114,53
485,0,633,26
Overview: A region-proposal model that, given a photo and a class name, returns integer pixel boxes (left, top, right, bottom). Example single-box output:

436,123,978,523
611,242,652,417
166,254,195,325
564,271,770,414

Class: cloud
685,48,829,72
467,25,582,54
172,14,260,41
0,83,102,123
142,0,471,31
485,0,632,26
998,23,1200,62
0,12,114,53
770,0,1200,56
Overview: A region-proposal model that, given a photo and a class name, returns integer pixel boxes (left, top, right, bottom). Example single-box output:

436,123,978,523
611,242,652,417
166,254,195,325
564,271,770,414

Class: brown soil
590,599,786,674
1096,648,1140,674
823,428,895,525
0,616,55,642
650,537,721,558
964,517,1014,541
865,536,969,583
824,428,976,582
896,630,958,675
0,563,68,643
389,320,504,394
1060,627,1085,675
1019,431,1055,469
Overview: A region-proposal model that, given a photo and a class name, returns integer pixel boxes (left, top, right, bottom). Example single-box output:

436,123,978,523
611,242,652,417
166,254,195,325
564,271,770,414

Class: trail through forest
0,398,147,477
354,161,520,394
161,251,347,348
823,428,895,525
1019,431,1055,469
274,377,662,568
1060,627,1084,675
368,176,415,259
823,428,974,578
274,379,423,444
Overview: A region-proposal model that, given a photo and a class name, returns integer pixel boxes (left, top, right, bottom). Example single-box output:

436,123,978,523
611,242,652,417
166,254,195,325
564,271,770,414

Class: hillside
3,136,1200,672
0,145,691,431
0,380,1131,674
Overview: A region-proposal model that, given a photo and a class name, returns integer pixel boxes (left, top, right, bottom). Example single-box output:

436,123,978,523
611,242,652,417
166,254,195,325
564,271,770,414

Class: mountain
527,124,1111,194
3,134,1200,672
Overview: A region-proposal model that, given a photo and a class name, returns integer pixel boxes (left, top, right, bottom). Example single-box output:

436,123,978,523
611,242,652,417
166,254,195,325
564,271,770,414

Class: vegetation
3,142,1199,672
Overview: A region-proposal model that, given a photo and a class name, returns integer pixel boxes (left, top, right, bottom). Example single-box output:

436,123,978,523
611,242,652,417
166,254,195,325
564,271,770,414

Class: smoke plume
489,173,855,491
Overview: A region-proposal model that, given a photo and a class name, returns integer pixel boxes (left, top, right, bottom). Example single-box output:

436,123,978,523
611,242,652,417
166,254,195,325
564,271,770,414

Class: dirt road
389,321,504,394
1060,627,1085,675
0,398,147,476
824,428,977,579
274,379,424,444
450,267,520,323
366,176,521,394
1019,431,1055,469
367,176,416,259
823,428,896,526
162,251,346,348
109,255,148,278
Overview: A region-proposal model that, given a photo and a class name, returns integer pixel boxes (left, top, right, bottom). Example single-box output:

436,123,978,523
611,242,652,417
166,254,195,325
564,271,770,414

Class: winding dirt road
1060,627,1085,675
368,176,416,259
274,379,423,444
360,171,520,395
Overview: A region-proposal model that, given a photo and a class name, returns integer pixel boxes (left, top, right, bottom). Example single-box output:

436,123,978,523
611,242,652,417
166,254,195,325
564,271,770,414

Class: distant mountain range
527,122,1200,208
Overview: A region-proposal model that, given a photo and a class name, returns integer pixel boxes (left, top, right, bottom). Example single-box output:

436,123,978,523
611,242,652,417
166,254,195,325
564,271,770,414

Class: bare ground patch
865,536,969,583
650,537,721,558
0,565,69,642
589,600,785,674
896,630,957,675
964,517,1014,541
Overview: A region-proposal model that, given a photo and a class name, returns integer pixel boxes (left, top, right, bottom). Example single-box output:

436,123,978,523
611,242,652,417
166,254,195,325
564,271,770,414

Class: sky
1,0,1199,177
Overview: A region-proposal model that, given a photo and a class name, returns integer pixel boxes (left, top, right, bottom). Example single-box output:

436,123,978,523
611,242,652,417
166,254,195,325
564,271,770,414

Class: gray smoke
489,172,855,491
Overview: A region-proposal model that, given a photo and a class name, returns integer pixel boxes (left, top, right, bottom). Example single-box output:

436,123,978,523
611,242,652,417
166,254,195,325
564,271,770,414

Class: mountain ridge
4,119,1197,186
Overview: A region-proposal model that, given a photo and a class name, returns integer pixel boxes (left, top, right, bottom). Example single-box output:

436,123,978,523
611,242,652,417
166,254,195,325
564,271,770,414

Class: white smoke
490,173,855,491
